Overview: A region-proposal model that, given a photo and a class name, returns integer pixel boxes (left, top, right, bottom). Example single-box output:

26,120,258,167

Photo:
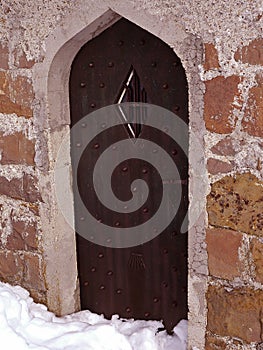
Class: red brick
207,286,263,343
0,174,41,203
207,158,233,175
0,250,23,283
204,76,241,133
235,39,263,65
211,137,236,156
0,132,35,165
6,220,38,251
0,43,8,70
23,254,45,291
251,238,263,284
0,72,34,118
242,74,263,137
206,228,243,279
203,43,220,71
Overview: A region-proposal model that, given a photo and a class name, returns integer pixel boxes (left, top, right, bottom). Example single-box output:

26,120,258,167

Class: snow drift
0,282,187,349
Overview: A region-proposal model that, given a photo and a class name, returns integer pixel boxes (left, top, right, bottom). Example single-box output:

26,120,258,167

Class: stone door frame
33,3,207,348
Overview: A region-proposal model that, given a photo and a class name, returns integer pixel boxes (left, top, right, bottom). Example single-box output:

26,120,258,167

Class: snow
0,282,187,350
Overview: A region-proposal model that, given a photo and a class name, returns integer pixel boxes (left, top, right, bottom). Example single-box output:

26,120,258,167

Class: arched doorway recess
69,18,188,332
37,6,206,348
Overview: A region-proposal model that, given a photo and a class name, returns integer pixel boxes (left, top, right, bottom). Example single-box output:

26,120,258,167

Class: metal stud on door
70,18,188,332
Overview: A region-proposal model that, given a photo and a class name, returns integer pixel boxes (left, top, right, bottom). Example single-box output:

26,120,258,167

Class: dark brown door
69,18,188,332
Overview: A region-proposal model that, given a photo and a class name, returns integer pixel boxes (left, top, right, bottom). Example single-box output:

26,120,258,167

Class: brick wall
204,40,263,348
0,43,46,304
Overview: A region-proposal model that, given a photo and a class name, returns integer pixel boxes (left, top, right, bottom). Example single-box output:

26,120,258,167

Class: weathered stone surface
205,334,227,350
28,289,47,305
23,253,45,291
0,250,23,283
207,286,263,343
6,220,38,251
207,173,263,236
207,158,233,175
0,174,41,203
211,136,236,156
0,43,9,70
206,228,243,279
13,47,35,68
203,43,220,71
24,203,40,216
0,72,34,118
242,74,263,137
251,238,263,284
235,39,263,65
204,76,240,133
0,132,35,165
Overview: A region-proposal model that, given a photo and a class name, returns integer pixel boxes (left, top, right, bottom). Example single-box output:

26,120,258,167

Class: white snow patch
0,282,187,349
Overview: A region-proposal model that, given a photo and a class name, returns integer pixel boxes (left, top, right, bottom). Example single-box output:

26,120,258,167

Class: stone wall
0,43,46,303
0,1,262,349
203,39,263,348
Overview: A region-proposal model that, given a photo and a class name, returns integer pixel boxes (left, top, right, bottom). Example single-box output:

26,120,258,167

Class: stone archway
33,4,207,348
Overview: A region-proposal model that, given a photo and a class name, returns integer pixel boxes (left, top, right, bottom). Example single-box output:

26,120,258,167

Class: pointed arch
33,4,207,348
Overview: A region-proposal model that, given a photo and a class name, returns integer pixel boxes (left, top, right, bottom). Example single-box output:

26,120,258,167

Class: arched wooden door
69,18,188,332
